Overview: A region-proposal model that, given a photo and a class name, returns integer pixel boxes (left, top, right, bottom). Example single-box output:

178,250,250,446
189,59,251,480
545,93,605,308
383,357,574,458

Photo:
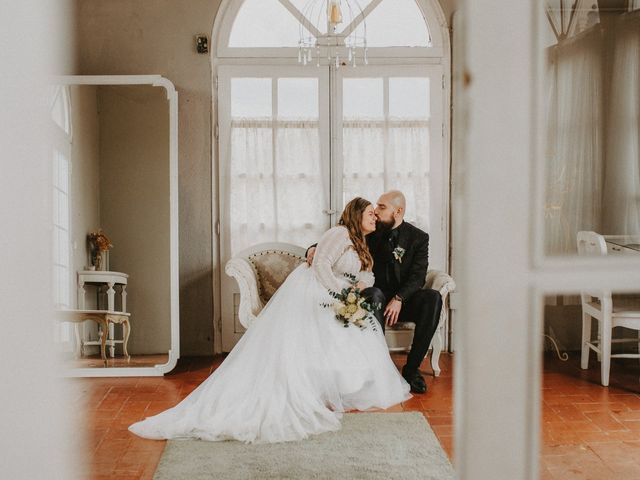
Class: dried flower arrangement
87,229,113,269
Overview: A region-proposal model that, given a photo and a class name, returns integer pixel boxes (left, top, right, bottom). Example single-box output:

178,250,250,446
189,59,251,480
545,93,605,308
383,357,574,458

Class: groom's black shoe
402,366,427,394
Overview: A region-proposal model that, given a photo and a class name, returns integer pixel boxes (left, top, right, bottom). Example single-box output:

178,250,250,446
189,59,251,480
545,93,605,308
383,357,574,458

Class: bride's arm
311,226,351,293
358,270,375,289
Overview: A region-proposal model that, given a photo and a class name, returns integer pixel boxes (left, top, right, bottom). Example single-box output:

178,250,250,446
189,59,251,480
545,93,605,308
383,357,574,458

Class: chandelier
298,0,368,68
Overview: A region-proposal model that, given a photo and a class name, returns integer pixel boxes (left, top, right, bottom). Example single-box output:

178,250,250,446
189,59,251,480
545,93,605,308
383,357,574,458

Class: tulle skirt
129,264,410,443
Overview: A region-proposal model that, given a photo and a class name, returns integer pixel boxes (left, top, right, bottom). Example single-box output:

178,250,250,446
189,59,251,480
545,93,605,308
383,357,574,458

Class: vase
98,250,110,271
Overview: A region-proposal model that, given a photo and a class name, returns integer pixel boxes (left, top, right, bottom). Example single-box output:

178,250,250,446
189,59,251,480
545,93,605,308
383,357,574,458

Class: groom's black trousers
362,287,443,375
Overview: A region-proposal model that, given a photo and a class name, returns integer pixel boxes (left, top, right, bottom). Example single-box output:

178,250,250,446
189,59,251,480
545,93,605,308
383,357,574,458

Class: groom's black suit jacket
367,221,429,303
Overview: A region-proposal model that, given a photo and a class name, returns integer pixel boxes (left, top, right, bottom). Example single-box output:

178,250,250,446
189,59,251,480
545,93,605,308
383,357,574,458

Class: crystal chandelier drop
298,0,368,68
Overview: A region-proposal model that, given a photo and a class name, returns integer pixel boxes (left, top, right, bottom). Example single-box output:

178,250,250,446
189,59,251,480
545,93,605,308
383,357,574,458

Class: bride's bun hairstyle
339,197,374,271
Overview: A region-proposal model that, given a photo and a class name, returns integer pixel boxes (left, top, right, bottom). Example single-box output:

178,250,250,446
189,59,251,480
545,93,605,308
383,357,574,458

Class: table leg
122,318,131,361
74,324,82,358
108,323,115,358
98,320,108,366
107,282,116,358
77,281,86,309
121,285,127,312
107,282,115,311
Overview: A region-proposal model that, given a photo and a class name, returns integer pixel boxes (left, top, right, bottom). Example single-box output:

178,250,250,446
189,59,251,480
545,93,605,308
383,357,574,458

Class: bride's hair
339,197,374,271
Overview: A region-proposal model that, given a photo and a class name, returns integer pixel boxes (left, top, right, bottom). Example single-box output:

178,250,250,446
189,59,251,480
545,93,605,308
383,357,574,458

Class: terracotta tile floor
540,353,640,480
72,351,640,479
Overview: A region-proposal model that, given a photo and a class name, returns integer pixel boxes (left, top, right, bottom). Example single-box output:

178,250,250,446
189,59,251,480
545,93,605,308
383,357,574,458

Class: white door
218,64,448,350
217,66,331,350
334,65,447,270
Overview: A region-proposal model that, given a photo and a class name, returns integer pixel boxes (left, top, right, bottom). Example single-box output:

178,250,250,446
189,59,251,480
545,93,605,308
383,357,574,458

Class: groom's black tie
388,228,399,249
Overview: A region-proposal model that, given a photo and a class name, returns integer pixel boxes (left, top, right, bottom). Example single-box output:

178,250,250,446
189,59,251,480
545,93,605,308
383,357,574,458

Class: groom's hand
384,299,402,327
306,246,316,266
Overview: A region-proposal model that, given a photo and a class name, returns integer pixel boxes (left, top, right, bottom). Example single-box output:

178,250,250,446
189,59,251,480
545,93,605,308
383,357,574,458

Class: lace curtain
343,119,431,231
544,30,603,255
545,15,640,255
228,118,432,255
601,17,640,235
228,119,328,256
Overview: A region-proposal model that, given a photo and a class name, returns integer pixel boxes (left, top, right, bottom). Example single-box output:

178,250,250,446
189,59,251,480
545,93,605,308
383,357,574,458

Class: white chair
225,242,307,329
384,270,456,377
577,231,640,386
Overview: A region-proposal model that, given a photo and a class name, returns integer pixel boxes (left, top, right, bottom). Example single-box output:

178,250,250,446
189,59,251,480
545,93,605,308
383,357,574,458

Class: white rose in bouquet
350,307,367,325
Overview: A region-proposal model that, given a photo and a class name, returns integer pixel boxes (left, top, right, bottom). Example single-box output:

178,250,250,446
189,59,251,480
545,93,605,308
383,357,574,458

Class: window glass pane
55,151,69,192
231,78,272,118
389,77,430,119
278,78,318,119
51,86,70,134
229,0,313,47
364,0,430,47
53,190,69,230
288,0,377,36
343,78,383,119
541,2,640,257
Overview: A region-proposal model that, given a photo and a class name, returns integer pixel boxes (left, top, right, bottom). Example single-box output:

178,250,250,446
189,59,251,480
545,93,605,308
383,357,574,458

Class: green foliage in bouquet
321,273,381,331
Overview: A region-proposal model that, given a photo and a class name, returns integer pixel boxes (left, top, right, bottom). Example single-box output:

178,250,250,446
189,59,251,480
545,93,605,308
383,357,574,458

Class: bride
129,197,411,443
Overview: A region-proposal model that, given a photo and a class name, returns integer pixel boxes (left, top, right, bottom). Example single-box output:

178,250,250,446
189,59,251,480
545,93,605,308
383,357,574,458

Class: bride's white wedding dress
129,226,410,443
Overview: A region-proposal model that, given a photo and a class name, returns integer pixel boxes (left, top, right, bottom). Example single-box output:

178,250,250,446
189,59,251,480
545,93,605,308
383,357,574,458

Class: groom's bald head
385,190,406,210
374,190,406,230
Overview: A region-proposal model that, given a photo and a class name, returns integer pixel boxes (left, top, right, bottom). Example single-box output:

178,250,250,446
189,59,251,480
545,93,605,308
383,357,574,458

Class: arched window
217,0,444,58
213,0,450,350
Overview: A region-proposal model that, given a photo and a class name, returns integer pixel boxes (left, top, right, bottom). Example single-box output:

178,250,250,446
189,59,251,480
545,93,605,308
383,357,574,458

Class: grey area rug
153,412,455,480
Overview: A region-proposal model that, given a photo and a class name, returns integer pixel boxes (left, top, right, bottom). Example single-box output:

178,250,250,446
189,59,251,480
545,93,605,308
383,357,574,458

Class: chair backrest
576,231,609,301
577,231,608,257
236,242,306,304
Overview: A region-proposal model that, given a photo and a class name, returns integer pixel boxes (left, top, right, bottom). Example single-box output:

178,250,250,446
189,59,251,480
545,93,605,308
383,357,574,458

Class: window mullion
271,77,279,240
339,0,384,37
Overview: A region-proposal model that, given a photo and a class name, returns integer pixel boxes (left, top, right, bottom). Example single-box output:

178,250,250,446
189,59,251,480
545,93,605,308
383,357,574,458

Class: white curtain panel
343,119,431,232
545,31,603,255
602,17,640,235
228,119,327,255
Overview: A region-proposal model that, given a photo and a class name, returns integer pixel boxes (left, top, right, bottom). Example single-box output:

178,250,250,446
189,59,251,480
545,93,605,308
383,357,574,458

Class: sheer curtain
545,30,603,255
342,119,431,231
601,16,640,235
228,119,327,255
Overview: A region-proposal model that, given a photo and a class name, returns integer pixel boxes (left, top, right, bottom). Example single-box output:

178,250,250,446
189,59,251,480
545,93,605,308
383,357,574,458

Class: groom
307,191,443,394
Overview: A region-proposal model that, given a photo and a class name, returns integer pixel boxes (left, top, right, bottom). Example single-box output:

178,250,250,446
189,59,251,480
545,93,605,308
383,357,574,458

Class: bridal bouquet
322,274,380,331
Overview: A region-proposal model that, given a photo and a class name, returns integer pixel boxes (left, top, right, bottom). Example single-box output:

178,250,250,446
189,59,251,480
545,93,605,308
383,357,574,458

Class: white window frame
214,0,446,61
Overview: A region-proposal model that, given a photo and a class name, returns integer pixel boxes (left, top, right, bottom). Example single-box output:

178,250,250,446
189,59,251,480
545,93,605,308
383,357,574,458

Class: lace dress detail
311,226,374,292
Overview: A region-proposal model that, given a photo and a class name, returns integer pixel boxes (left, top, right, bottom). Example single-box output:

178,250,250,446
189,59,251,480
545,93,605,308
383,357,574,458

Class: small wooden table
57,309,131,365
77,270,129,357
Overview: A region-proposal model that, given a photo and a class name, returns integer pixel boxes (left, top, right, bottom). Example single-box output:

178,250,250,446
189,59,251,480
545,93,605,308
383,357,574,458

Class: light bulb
328,0,342,25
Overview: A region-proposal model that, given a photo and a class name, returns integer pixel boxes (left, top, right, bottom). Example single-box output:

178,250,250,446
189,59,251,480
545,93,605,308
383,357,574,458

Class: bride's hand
355,281,367,291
